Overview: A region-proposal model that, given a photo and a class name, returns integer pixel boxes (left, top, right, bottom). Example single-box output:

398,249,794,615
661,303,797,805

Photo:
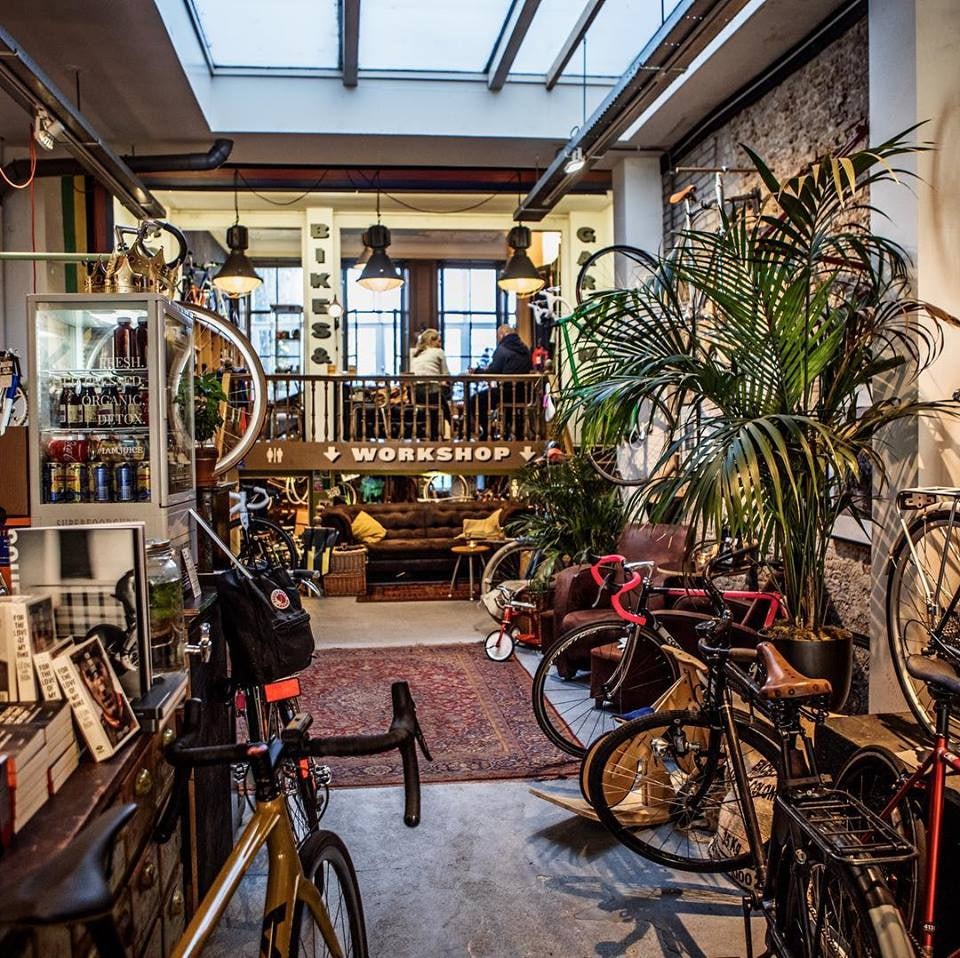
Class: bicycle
532,549,784,757
482,581,547,662
587,591,916,957
231,485,303,576
0,681,430,957
836,648,960,956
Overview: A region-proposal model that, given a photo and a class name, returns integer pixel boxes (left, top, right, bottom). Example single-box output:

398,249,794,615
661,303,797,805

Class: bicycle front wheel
835,746,925,933
532,621,678,758
588,708,781,872
291,829,368,957
886,509,960,738
235,516,300,573
774,841,914,958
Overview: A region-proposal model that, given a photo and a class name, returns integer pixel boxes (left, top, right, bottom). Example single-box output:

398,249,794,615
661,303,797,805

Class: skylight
187,0,341,70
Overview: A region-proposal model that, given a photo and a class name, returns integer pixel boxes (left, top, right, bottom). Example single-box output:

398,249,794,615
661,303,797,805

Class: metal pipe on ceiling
515,0,749,221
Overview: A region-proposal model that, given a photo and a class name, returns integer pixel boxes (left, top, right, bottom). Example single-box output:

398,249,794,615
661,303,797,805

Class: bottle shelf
41,426,150,434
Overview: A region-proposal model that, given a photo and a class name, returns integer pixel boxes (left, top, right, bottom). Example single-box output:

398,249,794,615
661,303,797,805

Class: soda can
91,461,112,503
115,461,135,502
136,461,151,501
64,463,88,503
43,462,65,503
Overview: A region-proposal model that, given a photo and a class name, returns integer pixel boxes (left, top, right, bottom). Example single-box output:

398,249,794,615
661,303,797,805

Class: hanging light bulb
213,172,262,298
357,176,403,292
328,295,344,319
564,146,586,175
498,225,544,295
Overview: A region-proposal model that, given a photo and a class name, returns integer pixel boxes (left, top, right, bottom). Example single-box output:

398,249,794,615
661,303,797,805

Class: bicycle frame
173,793,340,958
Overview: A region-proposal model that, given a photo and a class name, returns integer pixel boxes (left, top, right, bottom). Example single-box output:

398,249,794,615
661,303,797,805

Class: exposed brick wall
663,16,869,242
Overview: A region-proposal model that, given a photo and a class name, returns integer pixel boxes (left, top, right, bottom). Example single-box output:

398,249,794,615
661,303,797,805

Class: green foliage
508,453,627,572
194,371,227,444
560,129,958,632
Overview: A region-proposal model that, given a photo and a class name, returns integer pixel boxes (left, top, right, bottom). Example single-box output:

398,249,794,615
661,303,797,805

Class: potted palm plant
194,370,227,487
560,130,956,709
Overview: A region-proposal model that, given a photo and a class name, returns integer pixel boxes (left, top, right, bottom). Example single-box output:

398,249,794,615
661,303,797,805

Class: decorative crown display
83,220,187,299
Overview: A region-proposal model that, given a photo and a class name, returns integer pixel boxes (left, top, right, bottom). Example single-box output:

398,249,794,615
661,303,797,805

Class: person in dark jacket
471,325,533,438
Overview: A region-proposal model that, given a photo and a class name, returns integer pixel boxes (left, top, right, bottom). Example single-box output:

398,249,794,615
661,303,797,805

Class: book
0,724,49,839
52,637,139,762
48,740,81,795
0,701,75,764
0,595,60,702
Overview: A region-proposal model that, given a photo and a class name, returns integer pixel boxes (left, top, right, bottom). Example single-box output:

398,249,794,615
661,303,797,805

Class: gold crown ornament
83,220,187,298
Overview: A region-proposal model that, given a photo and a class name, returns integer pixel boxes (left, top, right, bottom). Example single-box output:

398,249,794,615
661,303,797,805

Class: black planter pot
771,630,853,712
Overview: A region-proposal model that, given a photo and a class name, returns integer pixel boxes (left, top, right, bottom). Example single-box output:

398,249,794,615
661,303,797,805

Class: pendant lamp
213,172,262,298
498,225,544,295
357,177,403,292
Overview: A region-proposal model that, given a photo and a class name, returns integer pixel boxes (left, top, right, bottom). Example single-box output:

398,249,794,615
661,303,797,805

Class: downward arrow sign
324,446,341,462
520,445,536,462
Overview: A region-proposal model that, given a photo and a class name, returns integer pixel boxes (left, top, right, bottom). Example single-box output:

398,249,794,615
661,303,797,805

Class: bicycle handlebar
589,555,653,625
161,682,430,830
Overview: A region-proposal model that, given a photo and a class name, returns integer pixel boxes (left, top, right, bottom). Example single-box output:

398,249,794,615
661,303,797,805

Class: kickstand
741,895,754,958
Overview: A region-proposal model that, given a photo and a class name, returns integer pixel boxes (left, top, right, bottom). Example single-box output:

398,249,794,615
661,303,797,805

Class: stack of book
0,700,76,841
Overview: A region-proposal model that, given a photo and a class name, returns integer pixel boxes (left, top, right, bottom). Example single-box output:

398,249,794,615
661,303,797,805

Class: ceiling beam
342,0,360,87
487,0,542,91
545,0,607,91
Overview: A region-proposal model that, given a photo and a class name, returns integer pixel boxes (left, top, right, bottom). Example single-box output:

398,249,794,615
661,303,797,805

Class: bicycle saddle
0,804,135,926
907,654,960,697
756,642,832,701
669,184,696,205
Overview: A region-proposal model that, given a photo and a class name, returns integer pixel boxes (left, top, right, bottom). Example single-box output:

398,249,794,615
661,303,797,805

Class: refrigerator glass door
161,307,195,501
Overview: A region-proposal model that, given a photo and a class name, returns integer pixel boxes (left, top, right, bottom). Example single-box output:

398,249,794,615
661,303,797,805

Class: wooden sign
243,440,544,475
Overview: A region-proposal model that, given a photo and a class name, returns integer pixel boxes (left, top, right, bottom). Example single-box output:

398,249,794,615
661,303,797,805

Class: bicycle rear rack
780,790,916,866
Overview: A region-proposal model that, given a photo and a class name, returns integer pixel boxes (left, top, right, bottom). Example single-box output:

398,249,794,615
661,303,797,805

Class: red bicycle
483,583,546,661
531,548,786,757
836,652,960,957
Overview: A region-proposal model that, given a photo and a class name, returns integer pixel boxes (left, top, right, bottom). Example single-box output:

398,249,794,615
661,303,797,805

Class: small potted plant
194,371,227,487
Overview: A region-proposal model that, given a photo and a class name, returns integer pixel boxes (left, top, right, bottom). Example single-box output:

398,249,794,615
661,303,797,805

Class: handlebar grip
399,734,421,827
591,554,626,588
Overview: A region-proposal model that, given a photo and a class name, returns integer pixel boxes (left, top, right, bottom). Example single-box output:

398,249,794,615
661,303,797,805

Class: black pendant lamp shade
213,224,262,298
357,223,403,292
498,225,544,295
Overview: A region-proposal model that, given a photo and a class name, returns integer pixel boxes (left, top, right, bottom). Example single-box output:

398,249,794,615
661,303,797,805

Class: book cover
52,637,139,762
0,596,59,702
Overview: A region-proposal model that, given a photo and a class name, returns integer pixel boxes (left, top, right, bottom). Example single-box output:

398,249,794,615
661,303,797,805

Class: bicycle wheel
588,708,781,871
774,839,914,958
234,516,300,573
575,244,659,305
532,621,679,758
835,746,925,932
480,542,555,615
291,829,368,957
484,628,515,662
886,510,960,738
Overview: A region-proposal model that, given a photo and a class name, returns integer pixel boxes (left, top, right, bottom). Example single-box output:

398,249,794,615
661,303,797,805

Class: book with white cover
52,637,138,761
0,596,59,701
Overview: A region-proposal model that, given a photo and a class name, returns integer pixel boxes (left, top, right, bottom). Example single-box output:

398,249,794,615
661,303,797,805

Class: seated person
471,325,532,439
410,328,451,439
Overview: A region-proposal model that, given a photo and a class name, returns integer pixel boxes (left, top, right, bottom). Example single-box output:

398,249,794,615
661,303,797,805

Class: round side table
449,542,490,600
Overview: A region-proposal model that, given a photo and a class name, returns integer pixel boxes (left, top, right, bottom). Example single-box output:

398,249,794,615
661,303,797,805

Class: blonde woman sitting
410,328,451,439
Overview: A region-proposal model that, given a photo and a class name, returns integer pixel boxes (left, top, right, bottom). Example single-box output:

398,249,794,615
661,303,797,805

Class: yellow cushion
351,510,387,545
458,509,503,540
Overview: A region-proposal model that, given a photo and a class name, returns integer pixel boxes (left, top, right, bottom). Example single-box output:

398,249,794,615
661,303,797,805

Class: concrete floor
209,599,761,957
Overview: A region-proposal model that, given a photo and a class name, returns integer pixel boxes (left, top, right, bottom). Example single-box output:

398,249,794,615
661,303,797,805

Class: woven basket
330,545,368,575
324,571,367,596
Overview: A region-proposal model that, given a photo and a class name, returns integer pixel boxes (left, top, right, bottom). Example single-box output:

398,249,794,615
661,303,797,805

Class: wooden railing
245,373,550,445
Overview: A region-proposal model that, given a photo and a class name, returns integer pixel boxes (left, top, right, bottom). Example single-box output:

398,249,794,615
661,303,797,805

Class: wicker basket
325,546,368,595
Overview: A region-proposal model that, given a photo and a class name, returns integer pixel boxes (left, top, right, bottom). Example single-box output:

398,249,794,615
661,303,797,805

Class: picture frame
14,523,152,702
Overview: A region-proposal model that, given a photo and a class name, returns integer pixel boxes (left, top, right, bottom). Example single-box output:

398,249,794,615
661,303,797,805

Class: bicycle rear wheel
588,708,780,872
774,839,914,958
835,746,925,933
531,621,678,758
886,510,960,738
291,829,368,957
235,516,300,573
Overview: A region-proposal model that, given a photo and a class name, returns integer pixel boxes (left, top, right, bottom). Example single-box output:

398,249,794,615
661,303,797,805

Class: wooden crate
324,570,367,596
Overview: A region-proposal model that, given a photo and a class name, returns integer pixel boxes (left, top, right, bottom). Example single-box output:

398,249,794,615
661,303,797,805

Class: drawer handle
162,727,176,747
134,768,154,797
169,889,185,916
139,862,158,890
186,621,213,663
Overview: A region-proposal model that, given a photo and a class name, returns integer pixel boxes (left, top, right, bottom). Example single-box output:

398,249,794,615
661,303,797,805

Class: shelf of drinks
41,426,150,433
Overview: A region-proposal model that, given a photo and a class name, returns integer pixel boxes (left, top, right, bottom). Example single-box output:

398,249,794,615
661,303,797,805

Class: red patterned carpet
297,643,579,787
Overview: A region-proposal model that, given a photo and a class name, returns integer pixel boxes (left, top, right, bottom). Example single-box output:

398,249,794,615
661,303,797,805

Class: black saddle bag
216,567,314,685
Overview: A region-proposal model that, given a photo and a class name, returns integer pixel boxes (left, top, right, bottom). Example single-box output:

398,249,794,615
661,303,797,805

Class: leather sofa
319,501,526,580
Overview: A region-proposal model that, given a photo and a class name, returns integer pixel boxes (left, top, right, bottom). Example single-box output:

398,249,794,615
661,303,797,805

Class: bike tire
480,541,557,620
835,746,925,934
575,244,659,305
291,829,369,958
531,621,679,758
233,516,300,573
773,835,915,958
484,629,515,662
886,510,960,739
588,708,781,872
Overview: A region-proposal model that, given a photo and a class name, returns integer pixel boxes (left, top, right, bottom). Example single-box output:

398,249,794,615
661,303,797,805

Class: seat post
935,692,953,742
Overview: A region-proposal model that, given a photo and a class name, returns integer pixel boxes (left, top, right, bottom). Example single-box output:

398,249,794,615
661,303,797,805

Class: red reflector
264,677,301,702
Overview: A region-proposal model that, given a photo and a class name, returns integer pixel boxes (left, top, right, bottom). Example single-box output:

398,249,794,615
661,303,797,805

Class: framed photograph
15,523,152,702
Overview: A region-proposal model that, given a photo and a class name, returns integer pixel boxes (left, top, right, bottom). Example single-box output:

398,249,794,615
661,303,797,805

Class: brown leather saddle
668,184,697,205
756,641,832,701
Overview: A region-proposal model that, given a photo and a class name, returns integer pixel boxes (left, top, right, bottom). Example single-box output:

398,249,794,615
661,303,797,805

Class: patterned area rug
357,580,472,602
297,643,579,786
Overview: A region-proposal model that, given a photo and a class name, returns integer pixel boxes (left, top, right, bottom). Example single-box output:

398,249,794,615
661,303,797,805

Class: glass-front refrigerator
27,294,196,546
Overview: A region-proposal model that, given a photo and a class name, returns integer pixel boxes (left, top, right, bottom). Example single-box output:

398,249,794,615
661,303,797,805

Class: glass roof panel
358,0,514,72
188,0,340,69
513,0,685,78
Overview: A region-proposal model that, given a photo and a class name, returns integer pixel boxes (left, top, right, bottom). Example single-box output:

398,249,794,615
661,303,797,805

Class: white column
611,156,664,255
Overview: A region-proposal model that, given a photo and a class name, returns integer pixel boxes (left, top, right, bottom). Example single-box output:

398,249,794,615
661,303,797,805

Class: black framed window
341,265,409,375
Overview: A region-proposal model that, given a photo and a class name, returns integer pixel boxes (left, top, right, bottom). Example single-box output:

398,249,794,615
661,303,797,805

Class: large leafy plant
561,130,956,634
508,452,627,573
194,371,227,445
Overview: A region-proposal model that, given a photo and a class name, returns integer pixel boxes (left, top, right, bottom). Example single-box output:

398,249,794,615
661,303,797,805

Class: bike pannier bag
216,567,314,684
